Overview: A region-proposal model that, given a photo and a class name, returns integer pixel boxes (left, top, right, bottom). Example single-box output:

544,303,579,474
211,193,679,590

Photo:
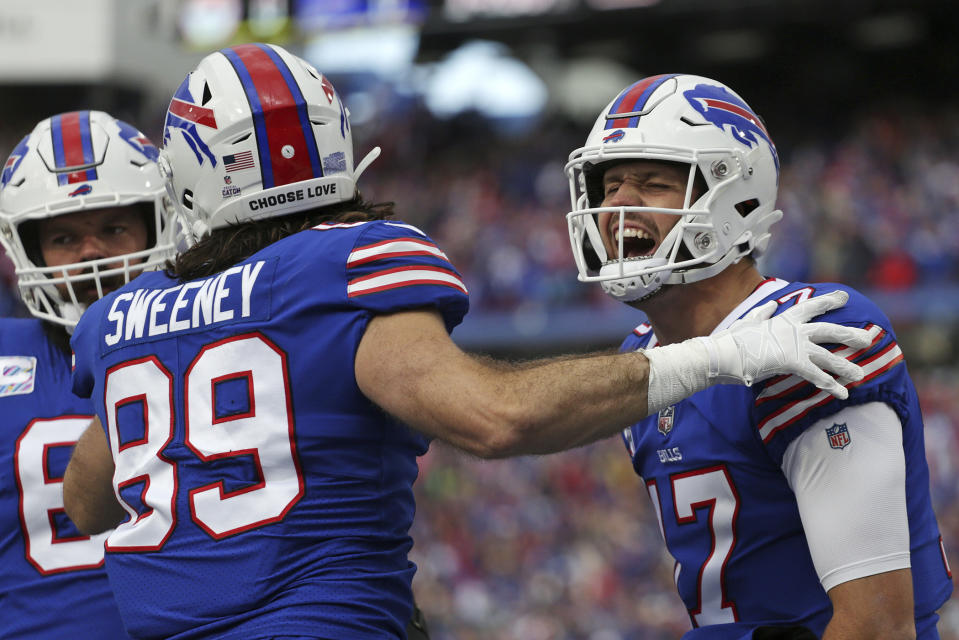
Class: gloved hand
644,290,871,414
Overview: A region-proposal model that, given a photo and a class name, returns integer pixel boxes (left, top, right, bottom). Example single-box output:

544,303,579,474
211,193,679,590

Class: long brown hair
166,194,395,281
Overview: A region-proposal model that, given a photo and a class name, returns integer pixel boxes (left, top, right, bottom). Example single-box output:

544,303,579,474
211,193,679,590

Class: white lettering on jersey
657,447,683,462
104,260,267,347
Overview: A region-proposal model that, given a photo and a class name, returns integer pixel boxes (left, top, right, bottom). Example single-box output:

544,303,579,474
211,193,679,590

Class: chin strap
354,146,381,181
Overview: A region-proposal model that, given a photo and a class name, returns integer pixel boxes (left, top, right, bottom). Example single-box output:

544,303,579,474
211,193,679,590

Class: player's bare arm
823,570,916,640
356,307,651,457
356,291,870,458
63,417,124,535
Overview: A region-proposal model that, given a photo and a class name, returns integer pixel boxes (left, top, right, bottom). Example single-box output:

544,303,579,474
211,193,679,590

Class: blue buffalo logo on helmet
683,83,780,176
602,129,626,144
116,120,160,162
164,77,218,168
68,184,93,197
1,135,29,188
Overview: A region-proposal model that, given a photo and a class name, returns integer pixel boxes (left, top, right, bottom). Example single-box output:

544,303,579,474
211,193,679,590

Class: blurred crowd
1,98,957,637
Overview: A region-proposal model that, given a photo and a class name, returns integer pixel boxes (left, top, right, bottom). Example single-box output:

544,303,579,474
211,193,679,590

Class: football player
63,46,872,639
566,73,953,638
0,110,175,638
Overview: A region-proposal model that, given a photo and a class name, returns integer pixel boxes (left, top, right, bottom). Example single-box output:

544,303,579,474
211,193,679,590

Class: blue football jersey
621,279,952,639
71,220,469,640
0,317,128,639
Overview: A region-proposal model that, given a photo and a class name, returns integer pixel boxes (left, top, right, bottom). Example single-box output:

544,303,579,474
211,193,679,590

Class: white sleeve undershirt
780,401,911,592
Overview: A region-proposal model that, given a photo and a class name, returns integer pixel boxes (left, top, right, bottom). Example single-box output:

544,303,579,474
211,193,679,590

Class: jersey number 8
16,416,110,573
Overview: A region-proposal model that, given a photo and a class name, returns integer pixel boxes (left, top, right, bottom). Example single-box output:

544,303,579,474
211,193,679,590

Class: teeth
613,227,652,242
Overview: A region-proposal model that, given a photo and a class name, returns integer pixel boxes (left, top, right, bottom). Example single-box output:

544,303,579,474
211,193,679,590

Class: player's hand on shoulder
705,290,871,398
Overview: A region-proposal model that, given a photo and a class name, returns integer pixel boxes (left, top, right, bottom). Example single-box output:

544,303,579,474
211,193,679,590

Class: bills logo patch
826,423,851,450
68,184,93,197
603,129,625,143
657,405,675,436
0,356,37,397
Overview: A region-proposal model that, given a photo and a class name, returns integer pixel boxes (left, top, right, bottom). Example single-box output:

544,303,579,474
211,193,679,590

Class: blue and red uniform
71,220,469,639
0,317,127,639
620,279,952,639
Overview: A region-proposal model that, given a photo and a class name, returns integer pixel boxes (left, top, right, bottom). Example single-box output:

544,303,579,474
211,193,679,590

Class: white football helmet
0,110,175,328
161,42,380,242
566,73,783,302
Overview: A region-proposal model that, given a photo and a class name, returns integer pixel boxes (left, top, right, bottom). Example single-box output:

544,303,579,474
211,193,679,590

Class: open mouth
612,226,657,259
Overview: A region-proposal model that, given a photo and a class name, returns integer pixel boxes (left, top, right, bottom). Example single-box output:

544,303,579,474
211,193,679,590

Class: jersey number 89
103,332,304,551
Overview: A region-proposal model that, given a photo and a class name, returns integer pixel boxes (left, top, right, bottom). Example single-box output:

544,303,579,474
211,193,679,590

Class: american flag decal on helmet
223,150,256,172
51,111,99,186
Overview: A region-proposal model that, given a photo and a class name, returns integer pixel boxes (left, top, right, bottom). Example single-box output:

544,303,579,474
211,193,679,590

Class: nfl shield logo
658,405,675,436
826,423,851,450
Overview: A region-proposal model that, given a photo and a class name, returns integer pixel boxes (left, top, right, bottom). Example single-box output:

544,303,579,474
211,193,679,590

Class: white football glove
644,290,872,414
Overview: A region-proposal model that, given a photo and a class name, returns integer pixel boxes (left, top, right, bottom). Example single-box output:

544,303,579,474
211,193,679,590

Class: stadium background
1,0,956,637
